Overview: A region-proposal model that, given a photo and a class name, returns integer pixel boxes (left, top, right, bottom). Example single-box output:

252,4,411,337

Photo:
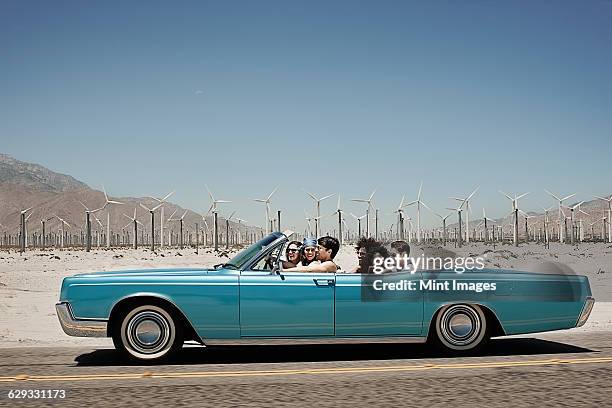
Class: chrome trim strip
203,336,428,346
55,302,108,338
576,296,595,327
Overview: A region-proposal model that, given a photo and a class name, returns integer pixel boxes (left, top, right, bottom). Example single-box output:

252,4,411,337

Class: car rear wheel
113,304,183,362
433,304,488,352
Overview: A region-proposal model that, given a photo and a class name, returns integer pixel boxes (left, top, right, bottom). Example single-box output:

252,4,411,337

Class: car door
239,244,335,337
335,271,423,336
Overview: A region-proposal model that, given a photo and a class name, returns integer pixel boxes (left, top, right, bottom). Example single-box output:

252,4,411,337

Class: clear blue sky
1,1,610,232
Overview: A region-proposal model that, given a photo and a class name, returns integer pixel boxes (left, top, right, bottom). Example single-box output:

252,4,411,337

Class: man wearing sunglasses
284,236,340,273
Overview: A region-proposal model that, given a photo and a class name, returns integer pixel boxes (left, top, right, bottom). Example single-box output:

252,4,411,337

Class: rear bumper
55,302,108,337
576,296,595,327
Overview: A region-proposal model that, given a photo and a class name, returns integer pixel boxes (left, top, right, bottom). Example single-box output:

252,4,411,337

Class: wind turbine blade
499,191,513,201
162,191,175,201
139,203,151,212
516,192,529,200
337,194,341,210
304,190,318,201
398,195,405,209
253,198,266,203
123,213,133,221
267,186,279,201
417,182,423,200
103,185,109,201
320,193,334,201
561,193,576,202
466,186,479,201
168,209,177,220
151,203,163,211
181,210,188,219
544,189,561,201
369,189,377,201
228,210,236,220
205,185,215,201
351,199,368,203
78,201,89,211
216,200,232,203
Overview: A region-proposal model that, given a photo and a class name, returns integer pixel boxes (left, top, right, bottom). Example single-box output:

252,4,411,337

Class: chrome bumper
55,302,108,337
576,296,595,327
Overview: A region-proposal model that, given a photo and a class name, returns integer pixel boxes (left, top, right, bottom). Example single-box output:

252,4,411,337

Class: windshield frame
224,232,285,270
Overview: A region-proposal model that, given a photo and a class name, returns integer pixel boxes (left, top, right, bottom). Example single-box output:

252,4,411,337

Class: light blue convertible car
57,231,595,361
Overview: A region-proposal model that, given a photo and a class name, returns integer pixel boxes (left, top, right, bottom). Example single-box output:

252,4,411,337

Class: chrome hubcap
448,313,473,338
440,305,481,346
127,311,170,354
135,319,162,345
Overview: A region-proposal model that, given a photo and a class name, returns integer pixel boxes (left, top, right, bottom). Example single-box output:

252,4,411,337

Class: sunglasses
304,247,317,253
287,248,300,253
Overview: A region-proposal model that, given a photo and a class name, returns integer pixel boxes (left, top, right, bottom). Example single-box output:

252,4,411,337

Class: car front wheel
113,304,183,361
433,304,488,352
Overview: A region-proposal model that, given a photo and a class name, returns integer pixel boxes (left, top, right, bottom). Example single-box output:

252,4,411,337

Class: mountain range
0,153,259,238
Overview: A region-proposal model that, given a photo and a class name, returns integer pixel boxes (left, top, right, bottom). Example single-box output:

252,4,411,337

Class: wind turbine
434,211,452,246
332,195,344,246
123,208,143,249
393,195,407,241
594,195,612,243
91,213,104,248
351,190,375,238
40,216,53,249
236,217,247,245
404,182,431,244
149,190,174,249
16,206,33,253
545,190,576,243
306,190,335,238
253,187,278,234
167,209,188,249
518,210,537,243
139,200,164,252
78,201,106,252
541,206,554,248
53,215,71,249
564,202,589,244
499,191,529,247
206,185,231,251
350,212,367,238
224,210,236,249
446,202,465,247
450,187,479,244
100,186,124,248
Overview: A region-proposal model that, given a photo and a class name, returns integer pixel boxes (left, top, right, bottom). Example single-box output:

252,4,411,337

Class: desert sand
0,242,610,348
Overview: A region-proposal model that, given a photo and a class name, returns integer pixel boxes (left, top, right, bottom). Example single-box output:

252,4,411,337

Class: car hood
73,268,212,278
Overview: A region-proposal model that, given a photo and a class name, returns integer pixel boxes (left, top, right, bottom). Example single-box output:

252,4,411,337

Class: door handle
314,278,335,286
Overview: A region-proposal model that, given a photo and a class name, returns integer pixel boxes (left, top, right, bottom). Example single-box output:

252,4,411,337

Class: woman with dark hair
353,236,389,273
282,240,302,269
298,237,319,267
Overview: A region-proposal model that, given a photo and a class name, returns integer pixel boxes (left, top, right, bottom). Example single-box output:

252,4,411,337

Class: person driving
282,240,302,269
285,236,339,273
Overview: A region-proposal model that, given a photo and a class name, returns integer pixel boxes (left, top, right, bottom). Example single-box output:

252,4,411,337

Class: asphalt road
1,332,611,407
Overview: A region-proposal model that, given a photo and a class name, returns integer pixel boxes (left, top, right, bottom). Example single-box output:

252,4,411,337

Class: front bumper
576,296,595,328
55,302,108,337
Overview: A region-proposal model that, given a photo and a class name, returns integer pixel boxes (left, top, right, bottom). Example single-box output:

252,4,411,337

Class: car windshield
224,232,284,269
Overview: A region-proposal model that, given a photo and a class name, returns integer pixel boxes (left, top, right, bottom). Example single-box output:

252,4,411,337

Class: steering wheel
264,254,275,270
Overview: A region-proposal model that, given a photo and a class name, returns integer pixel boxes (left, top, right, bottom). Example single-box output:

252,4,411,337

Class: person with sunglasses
282,241,303,269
